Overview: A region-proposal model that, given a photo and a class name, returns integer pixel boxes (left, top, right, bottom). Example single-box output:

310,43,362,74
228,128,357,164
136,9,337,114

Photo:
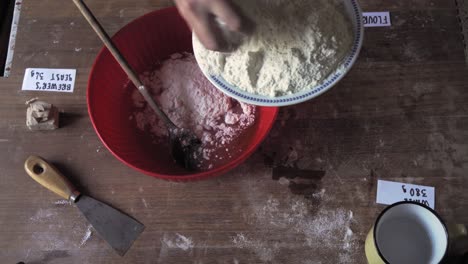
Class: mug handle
448,224,468,240
447,224,468,258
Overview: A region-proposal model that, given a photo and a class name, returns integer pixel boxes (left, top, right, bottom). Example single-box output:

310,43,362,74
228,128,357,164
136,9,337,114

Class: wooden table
1,0,467,263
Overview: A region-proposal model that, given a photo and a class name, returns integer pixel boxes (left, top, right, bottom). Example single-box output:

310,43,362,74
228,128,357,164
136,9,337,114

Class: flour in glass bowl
131,53,257,170
193,0,354,97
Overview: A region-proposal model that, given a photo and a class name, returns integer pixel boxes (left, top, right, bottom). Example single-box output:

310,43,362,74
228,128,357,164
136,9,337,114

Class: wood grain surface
0,0,467,263
0,0,16,75
456,0,468,63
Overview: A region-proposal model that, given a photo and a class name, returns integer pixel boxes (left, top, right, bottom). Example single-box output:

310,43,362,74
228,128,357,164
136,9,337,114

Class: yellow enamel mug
365,201,449,264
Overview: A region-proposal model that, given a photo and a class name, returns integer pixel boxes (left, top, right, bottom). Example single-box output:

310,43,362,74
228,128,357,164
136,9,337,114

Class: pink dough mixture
130,53,257,169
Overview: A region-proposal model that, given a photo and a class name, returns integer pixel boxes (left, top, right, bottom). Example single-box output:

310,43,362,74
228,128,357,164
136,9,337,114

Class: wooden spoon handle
72,0,176,128
24,156,80,201
72,0,142,87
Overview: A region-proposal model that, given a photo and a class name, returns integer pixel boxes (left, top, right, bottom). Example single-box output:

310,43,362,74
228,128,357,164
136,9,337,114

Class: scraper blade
76,195,145,256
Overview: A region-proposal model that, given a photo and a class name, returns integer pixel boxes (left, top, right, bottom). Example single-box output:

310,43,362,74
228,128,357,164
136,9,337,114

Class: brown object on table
1,0,468,263
26,99,59,130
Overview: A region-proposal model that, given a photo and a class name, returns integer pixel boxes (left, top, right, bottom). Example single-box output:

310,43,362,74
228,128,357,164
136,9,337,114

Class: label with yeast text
22,68,76,93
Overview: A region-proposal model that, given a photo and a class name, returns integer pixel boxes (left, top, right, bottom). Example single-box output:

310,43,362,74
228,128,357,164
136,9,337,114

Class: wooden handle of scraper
72,0,176,128
25,156,81,201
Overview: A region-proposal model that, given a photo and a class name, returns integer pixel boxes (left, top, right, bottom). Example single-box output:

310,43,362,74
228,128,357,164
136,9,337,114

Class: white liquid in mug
375,203,447,264
378,218,434,264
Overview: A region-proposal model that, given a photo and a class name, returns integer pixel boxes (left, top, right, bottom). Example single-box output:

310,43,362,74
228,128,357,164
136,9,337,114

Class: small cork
26,99,59,130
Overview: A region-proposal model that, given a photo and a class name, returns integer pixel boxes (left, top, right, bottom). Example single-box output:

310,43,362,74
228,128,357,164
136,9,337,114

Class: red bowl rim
87,7,279,181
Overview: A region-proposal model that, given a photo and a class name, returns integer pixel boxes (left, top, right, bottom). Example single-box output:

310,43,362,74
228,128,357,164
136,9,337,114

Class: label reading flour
363,12,391,27
22,68,76,93
376,180,435,209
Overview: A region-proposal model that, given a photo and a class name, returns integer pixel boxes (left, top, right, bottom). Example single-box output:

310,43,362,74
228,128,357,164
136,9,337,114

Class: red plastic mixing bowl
87,7,278,181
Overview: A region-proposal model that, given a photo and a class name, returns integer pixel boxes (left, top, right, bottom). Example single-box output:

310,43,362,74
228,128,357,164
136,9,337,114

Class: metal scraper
24,156,145,256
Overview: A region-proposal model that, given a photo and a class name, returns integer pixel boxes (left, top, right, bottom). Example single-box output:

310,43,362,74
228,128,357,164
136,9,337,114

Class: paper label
376,180,435,209
22,68,76,93
363,12,392,27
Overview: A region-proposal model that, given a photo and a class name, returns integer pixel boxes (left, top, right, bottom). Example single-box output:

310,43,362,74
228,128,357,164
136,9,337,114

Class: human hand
174,0,251,51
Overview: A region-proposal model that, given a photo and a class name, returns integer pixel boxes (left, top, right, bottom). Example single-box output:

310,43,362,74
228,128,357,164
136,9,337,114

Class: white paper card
22,68,76,93
363,12,392,27
376,180,435,209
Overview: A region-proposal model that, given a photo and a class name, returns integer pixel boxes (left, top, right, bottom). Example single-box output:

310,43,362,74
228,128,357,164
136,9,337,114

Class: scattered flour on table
162,233,194,251
343,227,354,250
29,209,58,222
29,209,92,251
312,188,326,199
251,196,354,248
79,225,93,247
31,233,66,251
193,0,353,97
237,179,357,262
132,53,256,168
141,198,149,208
232,233,279,262
54,200,71,205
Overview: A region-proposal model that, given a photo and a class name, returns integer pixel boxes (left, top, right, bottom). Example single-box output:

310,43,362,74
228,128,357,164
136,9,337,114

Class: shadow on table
52,161,91,195
443,233,468,264
59,112,85,128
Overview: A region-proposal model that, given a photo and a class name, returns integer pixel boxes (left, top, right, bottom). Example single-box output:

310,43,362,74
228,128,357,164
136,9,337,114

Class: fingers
177,3,225,50
175,0,249,51
210,0,242,32
192,13,227,51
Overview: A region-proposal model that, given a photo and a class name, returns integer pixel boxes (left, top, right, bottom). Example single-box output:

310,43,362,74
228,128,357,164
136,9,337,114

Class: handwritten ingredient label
22,68,76,93
363,12,391,27
376,180,435,209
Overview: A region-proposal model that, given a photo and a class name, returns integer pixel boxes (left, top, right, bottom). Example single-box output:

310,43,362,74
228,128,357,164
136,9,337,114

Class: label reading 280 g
363,12,392,27
22,68,76,93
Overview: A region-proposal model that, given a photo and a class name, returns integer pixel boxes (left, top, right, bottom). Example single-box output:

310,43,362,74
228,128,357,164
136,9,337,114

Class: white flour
234,165,359,263
29,209,57,222
54,200,71,205
132,53,256,168
232,233,279,262
79,225,93,247
194,0,353,97
162,233,194,251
